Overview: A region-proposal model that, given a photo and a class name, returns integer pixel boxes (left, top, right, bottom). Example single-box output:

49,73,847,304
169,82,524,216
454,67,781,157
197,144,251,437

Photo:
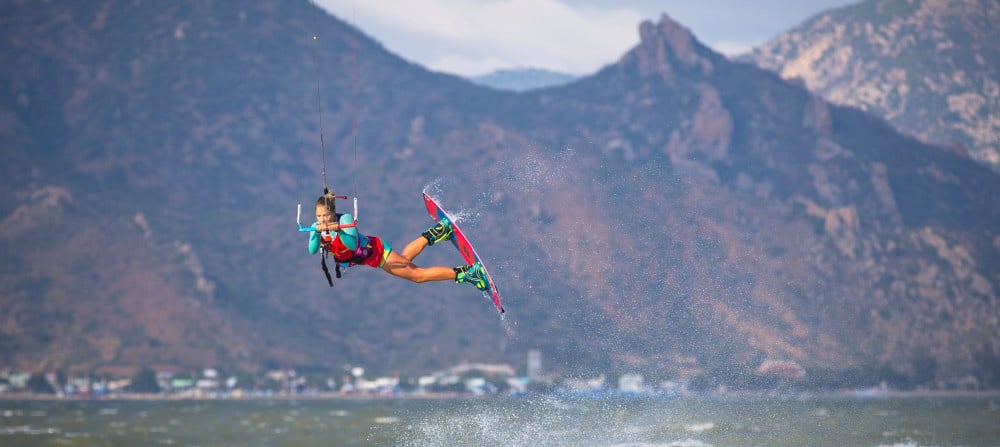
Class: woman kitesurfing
296,1,489,294
305,192,488,290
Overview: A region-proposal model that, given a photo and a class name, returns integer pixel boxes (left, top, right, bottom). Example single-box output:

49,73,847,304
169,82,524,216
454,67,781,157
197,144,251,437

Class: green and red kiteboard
422,192,504,315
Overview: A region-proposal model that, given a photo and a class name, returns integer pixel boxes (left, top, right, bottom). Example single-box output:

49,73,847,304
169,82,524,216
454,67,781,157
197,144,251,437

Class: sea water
1,394,997,447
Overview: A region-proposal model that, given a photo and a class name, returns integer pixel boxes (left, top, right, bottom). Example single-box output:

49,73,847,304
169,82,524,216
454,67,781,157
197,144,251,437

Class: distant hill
746,0,999,168
469,68,578,92
1,0,998,389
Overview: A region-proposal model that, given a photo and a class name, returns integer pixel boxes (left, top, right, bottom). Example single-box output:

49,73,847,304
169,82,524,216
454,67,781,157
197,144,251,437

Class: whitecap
0,425,61,435
875,440,925,447
63,431,91,438
683,422,715,433
666,441,715,447
610,440,715,447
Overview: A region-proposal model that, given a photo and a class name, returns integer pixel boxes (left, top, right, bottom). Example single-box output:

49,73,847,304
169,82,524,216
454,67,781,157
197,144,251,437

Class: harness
297,191,361,288
325,214,373,262
317,211,372,287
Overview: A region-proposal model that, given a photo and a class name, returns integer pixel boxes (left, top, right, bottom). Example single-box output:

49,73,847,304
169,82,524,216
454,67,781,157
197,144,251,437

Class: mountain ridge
469,67,578,92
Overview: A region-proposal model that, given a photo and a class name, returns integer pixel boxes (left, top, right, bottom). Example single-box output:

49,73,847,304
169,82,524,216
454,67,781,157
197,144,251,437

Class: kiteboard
422,192,504,315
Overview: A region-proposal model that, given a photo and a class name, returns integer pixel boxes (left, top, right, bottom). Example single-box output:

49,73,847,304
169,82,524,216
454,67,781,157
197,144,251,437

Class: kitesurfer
309,194,487,289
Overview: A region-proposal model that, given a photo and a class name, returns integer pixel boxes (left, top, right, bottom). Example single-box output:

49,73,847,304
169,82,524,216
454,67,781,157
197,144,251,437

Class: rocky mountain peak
632,13,714,80
748,0,1000,168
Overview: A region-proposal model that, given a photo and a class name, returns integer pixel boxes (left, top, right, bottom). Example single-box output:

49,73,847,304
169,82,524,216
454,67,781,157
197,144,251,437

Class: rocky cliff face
1,1,998,387
748,0,999,168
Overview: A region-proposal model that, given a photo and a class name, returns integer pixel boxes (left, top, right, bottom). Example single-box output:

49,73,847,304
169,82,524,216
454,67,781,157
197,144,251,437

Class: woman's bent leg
382,251,456,283
399,236,429,261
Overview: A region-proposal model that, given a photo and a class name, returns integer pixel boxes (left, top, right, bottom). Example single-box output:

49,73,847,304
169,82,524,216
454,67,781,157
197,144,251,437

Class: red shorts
358,236,391,268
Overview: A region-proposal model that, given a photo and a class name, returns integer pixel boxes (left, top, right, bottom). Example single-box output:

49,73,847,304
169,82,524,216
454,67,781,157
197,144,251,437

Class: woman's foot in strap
422,218,454,246
454,262,488,291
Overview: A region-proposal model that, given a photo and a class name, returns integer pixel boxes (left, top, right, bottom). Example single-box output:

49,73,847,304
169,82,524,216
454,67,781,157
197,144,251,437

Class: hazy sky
314,0,859,77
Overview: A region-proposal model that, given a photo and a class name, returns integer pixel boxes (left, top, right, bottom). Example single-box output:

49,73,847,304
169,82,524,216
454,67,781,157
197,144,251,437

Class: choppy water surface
1,395,997,446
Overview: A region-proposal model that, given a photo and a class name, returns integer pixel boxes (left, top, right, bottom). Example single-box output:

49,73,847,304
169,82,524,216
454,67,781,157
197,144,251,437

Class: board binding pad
422,193,504,315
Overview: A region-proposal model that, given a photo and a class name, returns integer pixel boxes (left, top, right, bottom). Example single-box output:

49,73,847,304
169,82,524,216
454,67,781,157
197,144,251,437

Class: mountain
469,68,578,92
1,0,998,388
746,0,999,169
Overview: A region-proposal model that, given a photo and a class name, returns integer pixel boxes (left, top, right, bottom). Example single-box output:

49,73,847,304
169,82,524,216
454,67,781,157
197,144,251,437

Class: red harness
321,232,385,268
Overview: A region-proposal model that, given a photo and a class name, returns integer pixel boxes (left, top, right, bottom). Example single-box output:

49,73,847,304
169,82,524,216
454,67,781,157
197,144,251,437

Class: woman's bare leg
399,236,429,261
382,251,456,283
